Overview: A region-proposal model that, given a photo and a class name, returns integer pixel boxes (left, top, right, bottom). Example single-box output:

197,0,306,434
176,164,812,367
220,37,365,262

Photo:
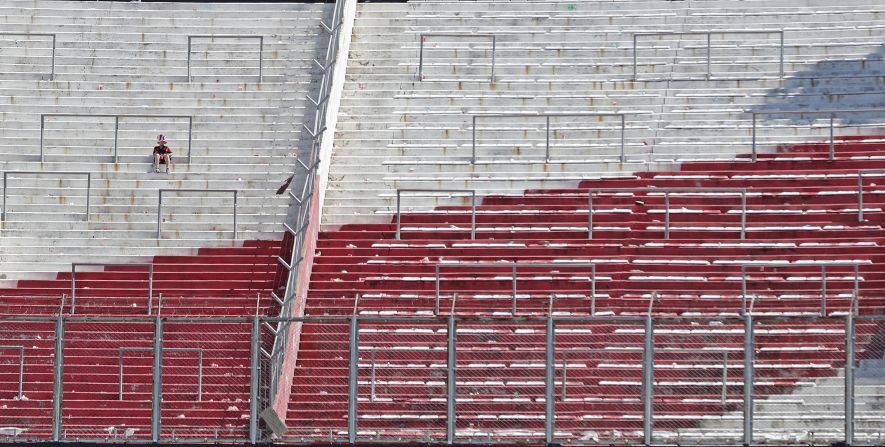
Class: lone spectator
153,134,173,173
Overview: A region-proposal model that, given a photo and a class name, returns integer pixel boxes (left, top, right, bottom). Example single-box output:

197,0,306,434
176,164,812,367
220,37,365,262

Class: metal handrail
750,109,885,162
857,169,885,222
156,189,238,239
269,0,347,427
118,347,203,401
739,261,861,316
418,33,496,82
187,35,263,83
70,263,154,315
632,30,784,81
434,262,597,316
471,113,628,163
0,33,56,80
587,187,748,239
396,189,476,240
654,348,738,407
40,114,194,163
0,345,25,399
1,171,91,223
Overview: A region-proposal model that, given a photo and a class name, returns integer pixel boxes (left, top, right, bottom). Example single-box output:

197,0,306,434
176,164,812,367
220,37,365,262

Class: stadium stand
1,0,884,444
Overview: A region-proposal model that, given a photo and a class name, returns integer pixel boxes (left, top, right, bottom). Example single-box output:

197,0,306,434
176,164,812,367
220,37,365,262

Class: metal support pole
706,33,712,80
643,316,654,445
845,313,855,445
511,265,517,315
470,191,476,240
545,115,551,162
740,190,747,240
249,316,260,444
147,265,154,316
858,172,864,222
620,114,626,163
50,35,56,81
113,116,119,164
40,115,45,163
156,190,163,239
751,113,757,162
490,35,496,82
396,190,402,240
741,265,747,315
829,114,835,161
2,173,7,222
821,266,827,317
187,117,193,164
471,115,477,164
370,350,376,401
664,191,671,239
587,193,594,239
347,317,358,443
447,315,456,444
51,316,64,441
418,35,424,80
545,317,555,444
187,37,192,82
151,317,163,443
779,32,785,78
233,191,238,240
258,36,264,83
743,314,754,446
85,172,90,222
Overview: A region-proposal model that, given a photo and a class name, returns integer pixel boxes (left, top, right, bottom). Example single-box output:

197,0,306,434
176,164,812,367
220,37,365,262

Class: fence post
187,36,192,82
157,190,163,239
632,34,638,81
740,189,747,240
258,36,264,83
447,315,456,444
620,114,626,163
743,314,754,446
50,34,56,81
779,31,785,78
113,116,119,163
347,316,358,443
418,34,424,80
40,115,45,163
396,189,402,240
545,115,551,162
845,313,855,445
249,316,260,443
233,190,238,240
858,172,864,222
587,192,594,239
545,317,555,444
751,113,757,162
470,191,477,240
664,191,671,239
187,116,194,164
51,316,65,441
643,316,653,445
706,33,712,80
471,115,477,164
829,114,835,161
490,35,496,82
151,317,164,443
2,172,7,222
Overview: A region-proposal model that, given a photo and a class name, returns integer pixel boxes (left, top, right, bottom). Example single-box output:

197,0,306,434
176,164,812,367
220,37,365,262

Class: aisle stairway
285,137,885,444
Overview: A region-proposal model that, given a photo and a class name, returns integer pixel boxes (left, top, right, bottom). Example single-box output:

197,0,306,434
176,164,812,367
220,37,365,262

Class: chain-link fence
0,314,881,445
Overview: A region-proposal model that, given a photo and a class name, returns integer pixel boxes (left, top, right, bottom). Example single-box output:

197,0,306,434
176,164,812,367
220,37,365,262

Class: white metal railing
187,35,263,82
0,345,25,399
396,189,477,240
39,114,194,163
858,168,885,222
633,30,784,81
588,187,748,239
750,109,885,162
1,171,91,223
471,113,629,163
739,261,861,316
156,189,238,239
69,263,154,315
0,32,56,80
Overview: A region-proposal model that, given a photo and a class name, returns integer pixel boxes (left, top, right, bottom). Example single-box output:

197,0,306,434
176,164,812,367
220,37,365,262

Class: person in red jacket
152,134,174,173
